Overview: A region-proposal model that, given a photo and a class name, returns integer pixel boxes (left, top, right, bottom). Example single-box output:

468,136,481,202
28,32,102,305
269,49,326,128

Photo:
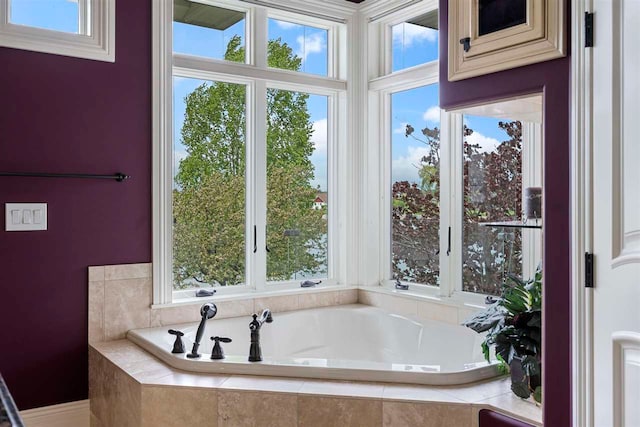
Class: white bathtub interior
127,304,499,385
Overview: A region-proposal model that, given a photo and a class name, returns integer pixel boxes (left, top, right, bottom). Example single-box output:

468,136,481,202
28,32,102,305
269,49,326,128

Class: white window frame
0,0,115,62
153,0,349,305
366,2,543,306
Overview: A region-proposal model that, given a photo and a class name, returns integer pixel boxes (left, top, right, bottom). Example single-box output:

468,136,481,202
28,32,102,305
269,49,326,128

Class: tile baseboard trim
20,399,89,427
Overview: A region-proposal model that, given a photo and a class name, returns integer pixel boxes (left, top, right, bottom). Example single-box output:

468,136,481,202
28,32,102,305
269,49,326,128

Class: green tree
173,36,326,288
395,121,523,294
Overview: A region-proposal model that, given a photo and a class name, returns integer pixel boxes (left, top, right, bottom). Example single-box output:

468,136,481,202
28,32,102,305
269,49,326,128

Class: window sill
152,283,357,309
362,284,488,311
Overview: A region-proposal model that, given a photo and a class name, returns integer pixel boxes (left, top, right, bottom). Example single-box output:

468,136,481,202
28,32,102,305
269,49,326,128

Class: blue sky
173,16,331,190
10,0,79,33
15,3,509,189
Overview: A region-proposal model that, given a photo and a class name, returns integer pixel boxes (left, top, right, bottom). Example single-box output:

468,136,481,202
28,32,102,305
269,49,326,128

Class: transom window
0,0,114,61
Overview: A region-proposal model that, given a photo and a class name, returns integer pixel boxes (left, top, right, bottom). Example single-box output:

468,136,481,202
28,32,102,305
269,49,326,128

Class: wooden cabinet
448,0,565,81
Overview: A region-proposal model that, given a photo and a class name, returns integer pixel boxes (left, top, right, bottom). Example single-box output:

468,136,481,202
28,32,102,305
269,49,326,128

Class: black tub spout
248,309,273,362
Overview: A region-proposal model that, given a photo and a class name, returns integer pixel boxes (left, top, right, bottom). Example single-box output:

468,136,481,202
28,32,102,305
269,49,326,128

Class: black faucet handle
168,329,185,354
210,336,232,360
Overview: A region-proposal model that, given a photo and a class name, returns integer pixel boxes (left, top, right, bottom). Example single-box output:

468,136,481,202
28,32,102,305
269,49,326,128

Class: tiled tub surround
89,340,542,427
128,304,497,385
87,263,358,344
88,264,541,426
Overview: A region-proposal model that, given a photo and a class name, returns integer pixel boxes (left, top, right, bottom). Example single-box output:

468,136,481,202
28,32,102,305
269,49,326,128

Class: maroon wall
439,2,572,426
0,1,151,410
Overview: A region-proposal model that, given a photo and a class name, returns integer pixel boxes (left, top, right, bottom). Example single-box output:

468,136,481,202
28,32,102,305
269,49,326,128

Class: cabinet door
478,409,534,427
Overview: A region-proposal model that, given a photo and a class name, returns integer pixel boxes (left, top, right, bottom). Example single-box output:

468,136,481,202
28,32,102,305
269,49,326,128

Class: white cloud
392,145,432,184
422,106,440,123
393,122,409,135
296,33,326,61
466,131,500,153
310,118,328,154
275,20,300,30
392,23,437,47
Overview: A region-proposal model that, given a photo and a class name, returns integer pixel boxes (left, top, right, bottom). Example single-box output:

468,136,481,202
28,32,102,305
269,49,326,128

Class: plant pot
509,356,542,401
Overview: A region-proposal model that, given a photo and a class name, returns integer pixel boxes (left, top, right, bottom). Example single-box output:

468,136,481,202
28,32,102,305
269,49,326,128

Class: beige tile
439,378,511,403
104,278,152,340
150,371,230,388
417,301,458,324
299,380,384,399
477,393,542,425
105,262,152,281
215,298,255,319
141,386,217,427
298,395,382,427
297,291,340,310
338,289,358,305
358,290,384,307
220,375,304,393
127,359,176,383
88,281,105,343
149,309,162,328
156,305,202,325
383,401,473,427
92,340,155,366
88,266,105,282
112,362,142,427
90,347,142,427
255,294,299,313
90,411,102,427
218,390,297,427
89,347,112,424
383,384,463,404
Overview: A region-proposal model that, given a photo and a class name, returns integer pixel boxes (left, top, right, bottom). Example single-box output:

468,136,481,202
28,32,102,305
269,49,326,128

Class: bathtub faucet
187,303,218,359
248,309,273,362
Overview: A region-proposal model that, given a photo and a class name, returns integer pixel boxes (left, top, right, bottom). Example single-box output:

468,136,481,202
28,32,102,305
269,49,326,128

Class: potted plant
463,265,542,403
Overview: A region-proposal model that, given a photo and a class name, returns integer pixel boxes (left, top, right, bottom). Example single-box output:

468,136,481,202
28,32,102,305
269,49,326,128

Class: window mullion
521,122,543,279
442,112,464,297
252,80,268,291
252,6,268,68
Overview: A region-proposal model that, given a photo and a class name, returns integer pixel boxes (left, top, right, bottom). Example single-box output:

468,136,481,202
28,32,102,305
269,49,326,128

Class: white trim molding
0,0,115,62
20,399,89,427
571,0,594,426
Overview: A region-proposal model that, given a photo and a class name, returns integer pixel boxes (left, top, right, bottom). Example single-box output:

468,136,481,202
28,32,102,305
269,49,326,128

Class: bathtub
127,304,499,386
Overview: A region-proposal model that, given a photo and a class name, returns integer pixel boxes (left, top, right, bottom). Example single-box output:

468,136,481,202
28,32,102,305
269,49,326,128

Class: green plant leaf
533,386,542,403
481,342,490,363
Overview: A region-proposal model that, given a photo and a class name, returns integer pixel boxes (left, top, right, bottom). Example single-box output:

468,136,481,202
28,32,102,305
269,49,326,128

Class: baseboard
20,399,89,427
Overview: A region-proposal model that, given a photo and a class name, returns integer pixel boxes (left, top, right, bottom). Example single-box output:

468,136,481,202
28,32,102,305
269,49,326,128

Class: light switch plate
5,203,47,231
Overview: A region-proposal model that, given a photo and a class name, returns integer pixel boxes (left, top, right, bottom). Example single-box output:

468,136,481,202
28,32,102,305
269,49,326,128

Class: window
370,3,542,300
391,85,440,286
268,18,328,76
391,10,438,72
173,1,246,62
154,0,346,303
0,0,114,61
10,0,79,33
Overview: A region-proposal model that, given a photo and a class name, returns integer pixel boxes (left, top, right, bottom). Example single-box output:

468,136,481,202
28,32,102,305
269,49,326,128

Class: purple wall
0,1,151,410
479,409,535,427
439,2,572,426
